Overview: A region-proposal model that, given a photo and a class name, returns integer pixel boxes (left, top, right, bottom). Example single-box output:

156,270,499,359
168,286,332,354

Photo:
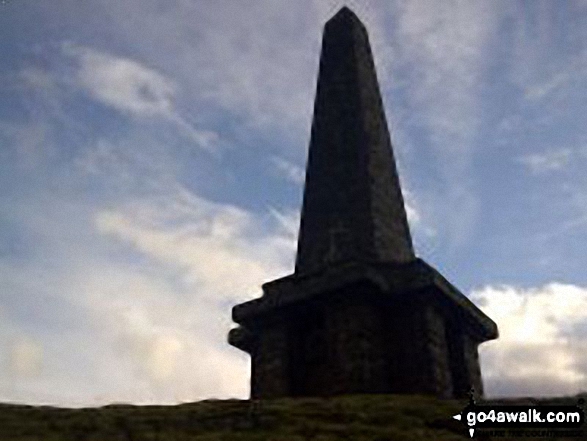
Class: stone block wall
287,302,330,396
462,334,484,397
383,295,454,396
250,321,290,399
248,285,485,399
323,289,387,394
423,303,454,398
445,318,484,398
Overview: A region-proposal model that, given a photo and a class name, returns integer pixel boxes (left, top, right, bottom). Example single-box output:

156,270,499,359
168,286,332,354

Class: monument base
229,260,497,399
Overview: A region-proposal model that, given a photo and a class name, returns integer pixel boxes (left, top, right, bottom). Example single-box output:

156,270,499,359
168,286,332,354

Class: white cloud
67,44,176,117
95,189,293,301
525,71,571,101
401,189,423,228
400,188,440,257
403,189,436,236
518,148,573,174
0,123,298,405
268,207,300,245
472,283,587,397
64,44,218,151
7,337,43,378
92,0,326,142
84,187,298,403
405,201,420,226
0,184,288,405
143,335,182,382
71,259,252,403
270,156,306,185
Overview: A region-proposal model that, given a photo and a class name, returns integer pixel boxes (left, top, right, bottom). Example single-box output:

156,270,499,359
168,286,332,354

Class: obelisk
228,7,498,400
296,6,415,275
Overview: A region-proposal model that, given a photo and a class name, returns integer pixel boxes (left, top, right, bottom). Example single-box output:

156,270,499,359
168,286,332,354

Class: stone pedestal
229,260,498,399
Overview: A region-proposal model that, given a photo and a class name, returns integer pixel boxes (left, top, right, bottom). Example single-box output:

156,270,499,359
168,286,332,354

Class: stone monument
228,6,498,399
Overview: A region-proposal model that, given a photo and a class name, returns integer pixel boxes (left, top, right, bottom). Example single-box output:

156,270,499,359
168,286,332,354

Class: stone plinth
229,260,497,399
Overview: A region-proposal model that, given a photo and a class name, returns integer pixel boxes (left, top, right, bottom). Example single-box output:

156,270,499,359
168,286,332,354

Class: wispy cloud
64,44,219,151
270,156,306,185
92,0,326,144
95,188,294,301
267,207,300,246
401,188,425,229
66,44,176,117
518,148,573,174
402,188,438,257
525,71,572,101
394,1,498,154
388,1,502,253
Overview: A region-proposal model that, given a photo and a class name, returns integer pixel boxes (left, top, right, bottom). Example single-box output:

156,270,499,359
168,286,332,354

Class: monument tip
327,6,362,26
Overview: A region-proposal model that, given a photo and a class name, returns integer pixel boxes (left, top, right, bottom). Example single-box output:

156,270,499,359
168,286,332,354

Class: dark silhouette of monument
228,7,498,399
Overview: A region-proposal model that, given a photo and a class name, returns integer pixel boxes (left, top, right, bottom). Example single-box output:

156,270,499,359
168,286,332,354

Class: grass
0,393,585,440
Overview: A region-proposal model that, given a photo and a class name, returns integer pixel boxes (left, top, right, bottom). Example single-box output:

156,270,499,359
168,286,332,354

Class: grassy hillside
0,394,585,440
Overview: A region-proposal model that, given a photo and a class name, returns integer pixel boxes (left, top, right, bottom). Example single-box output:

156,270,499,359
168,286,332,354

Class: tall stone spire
228,7,498,401
295,7,415,275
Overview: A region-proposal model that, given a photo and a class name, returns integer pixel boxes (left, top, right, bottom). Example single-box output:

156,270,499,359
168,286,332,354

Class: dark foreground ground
1,394,585,440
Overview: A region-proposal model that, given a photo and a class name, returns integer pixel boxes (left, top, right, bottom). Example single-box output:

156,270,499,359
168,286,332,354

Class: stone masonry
228,7,498,400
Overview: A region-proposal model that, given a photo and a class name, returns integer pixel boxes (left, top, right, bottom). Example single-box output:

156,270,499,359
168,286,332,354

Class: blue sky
1,0,586,406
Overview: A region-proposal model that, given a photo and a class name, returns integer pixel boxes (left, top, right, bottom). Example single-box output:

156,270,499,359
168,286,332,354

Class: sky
0,0,586,407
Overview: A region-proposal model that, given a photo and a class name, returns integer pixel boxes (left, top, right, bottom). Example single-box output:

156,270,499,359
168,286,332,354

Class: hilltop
1,393,586,440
